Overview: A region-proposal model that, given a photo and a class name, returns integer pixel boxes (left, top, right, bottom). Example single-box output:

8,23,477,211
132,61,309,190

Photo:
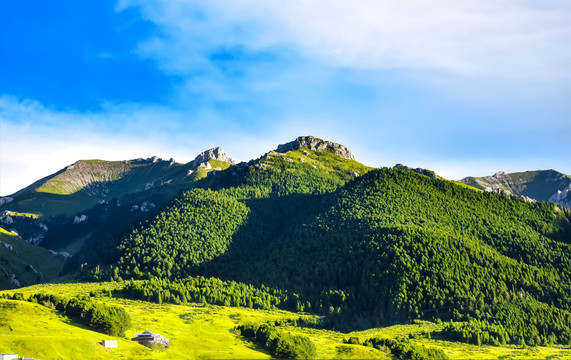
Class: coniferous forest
72,145,571,346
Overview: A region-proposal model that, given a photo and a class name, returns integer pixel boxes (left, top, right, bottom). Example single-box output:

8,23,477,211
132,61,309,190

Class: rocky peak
492,171,508,179
275,136,356,160
192,147,234,167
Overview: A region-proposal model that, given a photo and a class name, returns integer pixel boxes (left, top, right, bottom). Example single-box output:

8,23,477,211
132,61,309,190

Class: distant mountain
1,147,234,218
0,147,234,256
459,169,571,208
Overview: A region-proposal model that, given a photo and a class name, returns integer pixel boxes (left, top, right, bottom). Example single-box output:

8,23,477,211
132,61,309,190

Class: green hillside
4,158,194,218
0,149,234,262
72,139,571,347
0,228,64,289
3,136,571,358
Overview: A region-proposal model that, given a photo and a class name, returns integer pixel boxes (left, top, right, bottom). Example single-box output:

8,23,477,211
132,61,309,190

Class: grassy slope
5,159,195,218
0,229,64,289
1,283,571,360
0,299,149,360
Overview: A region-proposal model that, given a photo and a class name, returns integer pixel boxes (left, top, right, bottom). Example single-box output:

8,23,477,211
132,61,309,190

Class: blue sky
1,0,570,196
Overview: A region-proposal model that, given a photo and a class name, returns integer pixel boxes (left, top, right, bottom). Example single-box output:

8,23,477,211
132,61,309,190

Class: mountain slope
85,137,571,341
0,148,234,249
3,135,571,348
0,148,235,287
0,227,64,289
95,138,373,280
459,169,571,208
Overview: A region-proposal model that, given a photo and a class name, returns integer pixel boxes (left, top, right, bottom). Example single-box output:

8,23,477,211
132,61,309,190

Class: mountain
2,135,571,348
0,147,234,285
459,169,571,208
1,147,235,218
66,136,571,343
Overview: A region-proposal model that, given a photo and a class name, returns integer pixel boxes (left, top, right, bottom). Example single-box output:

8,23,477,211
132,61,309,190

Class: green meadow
1,283,571,360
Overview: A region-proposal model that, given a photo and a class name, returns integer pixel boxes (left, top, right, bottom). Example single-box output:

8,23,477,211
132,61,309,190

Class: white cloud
0,98,184,195
3,1,571,195
3,95,569,197
120,0,571,79
0,96,313,195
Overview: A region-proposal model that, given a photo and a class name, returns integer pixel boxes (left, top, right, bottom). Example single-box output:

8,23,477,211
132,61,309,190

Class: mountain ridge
459,169,571,208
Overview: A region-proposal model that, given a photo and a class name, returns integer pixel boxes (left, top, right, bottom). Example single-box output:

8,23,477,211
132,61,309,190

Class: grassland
1,283,571,359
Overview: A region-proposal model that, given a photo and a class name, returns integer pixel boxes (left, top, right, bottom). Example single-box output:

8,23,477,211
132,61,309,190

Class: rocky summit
275,136,356,160
192,147,235,167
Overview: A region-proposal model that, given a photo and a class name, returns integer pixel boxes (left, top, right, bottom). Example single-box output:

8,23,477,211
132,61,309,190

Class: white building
102,340,118,348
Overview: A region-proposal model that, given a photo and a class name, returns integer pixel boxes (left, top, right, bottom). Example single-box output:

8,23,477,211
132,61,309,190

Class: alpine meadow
1,136,571,359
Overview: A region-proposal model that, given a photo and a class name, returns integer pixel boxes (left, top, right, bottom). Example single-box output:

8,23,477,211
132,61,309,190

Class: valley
2,282,571,360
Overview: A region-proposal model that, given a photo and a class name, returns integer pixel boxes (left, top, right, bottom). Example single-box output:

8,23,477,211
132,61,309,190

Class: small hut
131,330,170,348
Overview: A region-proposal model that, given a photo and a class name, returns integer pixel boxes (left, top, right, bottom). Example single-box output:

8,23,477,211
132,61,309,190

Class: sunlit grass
2,283,571,359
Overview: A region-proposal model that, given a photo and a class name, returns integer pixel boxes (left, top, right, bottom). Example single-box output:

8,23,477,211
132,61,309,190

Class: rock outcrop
74,214,88,224
276,136,356,160
0,197,13,207
192,147,234,167
394,164,438,179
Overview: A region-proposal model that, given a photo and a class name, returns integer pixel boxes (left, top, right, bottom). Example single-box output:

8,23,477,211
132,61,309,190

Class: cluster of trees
236,322,317,359
440,296,571,346
441,319,513,346
120,276,292,310
345,336,448,360
199,169,570,331
5,292,131,336
112,189,249,279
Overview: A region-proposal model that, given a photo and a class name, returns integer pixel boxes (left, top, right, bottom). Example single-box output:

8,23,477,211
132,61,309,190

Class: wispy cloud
120,0,571,80
0,96,323,195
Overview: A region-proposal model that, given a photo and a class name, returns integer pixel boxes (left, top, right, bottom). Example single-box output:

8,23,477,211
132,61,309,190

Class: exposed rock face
0,215,14,225
192,147,234,167
276,136,356,160
9,272,20,287
199,162,213,170
0,197,13,207
49,250,72,261
140,201,156,213
74,214,88,224
394,164,438,179
549,183,571,204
